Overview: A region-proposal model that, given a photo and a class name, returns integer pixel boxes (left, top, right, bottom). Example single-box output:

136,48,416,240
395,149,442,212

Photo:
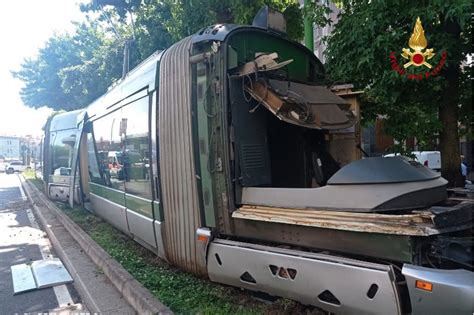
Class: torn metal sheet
32,258,73,289
269,80,349,105
11,263,37,294
244,79,356,130
11,258,73,294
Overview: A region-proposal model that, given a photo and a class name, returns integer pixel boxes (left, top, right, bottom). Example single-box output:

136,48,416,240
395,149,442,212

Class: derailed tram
41,9,473,314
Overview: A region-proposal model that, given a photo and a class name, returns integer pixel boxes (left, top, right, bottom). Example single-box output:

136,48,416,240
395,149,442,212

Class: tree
323,1,472,186
13,34,83,110
133,1,173,58
60,21,124,107
162,0,304,42
80,0,173,67
13,20,124,110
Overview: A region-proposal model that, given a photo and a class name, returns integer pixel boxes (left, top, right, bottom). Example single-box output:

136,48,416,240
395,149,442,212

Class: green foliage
302,0,332,28
283,3,304,41
163,0,303,42
327,1,472,135
13,34,83,110
23,169,36,180
13,20,124,110
133,2,173,58
323,0,472,151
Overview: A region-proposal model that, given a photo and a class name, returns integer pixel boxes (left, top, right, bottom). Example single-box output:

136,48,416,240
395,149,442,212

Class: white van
384,151,441,171
412,151,441,171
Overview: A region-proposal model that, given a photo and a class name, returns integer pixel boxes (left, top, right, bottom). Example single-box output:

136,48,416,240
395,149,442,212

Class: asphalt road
0,173,82,314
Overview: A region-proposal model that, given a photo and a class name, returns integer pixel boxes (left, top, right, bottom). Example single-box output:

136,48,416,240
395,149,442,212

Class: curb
19,178,96,313
21,177,172,315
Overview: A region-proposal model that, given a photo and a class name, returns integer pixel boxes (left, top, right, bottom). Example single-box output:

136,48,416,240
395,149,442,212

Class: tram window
196,61,209,110
91,110,125,191
121,97,152,200
87,133,104,185
50,130,76,176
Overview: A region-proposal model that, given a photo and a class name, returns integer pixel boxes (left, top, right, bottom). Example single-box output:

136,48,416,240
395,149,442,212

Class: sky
0,0,86,137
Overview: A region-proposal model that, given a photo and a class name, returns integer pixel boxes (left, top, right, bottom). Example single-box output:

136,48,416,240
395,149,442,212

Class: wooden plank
237,207,428,225
234,201,473,236
239,205,433,223
233,209,436,235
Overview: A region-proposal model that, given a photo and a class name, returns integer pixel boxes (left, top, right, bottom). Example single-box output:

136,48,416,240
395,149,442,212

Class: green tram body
42,24,473,314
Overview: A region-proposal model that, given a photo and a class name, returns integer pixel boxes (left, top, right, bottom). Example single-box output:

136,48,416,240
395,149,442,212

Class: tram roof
86,49,164,120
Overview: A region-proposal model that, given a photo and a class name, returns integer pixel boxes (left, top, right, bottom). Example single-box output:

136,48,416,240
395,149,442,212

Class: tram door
74,122,91,208
120,95,158,251
77,93,159,253
69,112,87,208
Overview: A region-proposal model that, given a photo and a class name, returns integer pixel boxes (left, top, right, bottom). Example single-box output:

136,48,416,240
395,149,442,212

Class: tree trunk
439,18,464,187
439,93,463,187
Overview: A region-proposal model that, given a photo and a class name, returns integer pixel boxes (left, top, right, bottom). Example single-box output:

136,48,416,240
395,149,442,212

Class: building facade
0,136,20,159
312,1,340,64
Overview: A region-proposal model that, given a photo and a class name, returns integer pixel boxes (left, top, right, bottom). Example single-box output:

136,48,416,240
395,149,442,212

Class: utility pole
94,0,136,78
122,39,131,78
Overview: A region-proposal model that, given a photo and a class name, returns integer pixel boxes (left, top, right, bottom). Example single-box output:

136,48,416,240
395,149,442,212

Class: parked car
0,161,7,173
5,160,27,174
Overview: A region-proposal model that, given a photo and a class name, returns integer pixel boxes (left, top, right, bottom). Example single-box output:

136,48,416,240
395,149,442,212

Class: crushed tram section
38,8,473,315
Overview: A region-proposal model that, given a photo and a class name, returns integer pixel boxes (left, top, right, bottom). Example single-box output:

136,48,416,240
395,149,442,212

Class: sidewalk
0,173,84,314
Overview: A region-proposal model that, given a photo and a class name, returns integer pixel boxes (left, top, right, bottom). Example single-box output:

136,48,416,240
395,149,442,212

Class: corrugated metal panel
158,37,205,275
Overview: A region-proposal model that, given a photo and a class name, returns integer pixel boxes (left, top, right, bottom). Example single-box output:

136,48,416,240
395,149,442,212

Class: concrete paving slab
11,263,36,294
32,258,73,289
